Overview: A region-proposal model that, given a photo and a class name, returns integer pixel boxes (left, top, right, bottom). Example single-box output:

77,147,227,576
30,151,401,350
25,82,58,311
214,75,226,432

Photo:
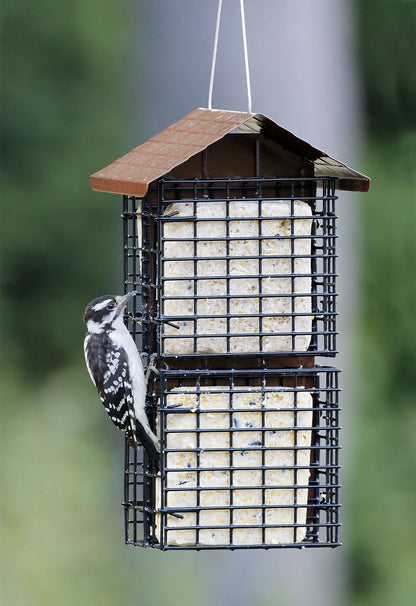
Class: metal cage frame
124,177,338,360
124,366,341,549
122,176,341,550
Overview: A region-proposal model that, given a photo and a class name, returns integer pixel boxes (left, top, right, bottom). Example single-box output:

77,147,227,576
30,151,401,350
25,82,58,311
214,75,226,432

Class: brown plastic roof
90,108,370,196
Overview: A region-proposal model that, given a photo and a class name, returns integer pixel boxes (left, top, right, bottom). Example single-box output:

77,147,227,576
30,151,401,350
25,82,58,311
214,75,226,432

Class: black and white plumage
83,292,160,463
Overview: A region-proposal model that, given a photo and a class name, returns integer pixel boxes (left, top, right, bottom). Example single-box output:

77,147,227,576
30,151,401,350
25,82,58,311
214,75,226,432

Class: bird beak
115,291,137,314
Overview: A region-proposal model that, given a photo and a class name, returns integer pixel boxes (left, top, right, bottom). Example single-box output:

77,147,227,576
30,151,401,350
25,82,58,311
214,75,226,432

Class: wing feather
84,334,107,389
84,331,158,463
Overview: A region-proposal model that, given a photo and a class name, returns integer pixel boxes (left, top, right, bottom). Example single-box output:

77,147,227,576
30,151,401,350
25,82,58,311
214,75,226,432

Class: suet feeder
91,108,370,550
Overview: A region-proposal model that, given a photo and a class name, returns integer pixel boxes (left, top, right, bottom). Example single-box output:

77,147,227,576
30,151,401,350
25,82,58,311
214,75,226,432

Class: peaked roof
90,108,370,196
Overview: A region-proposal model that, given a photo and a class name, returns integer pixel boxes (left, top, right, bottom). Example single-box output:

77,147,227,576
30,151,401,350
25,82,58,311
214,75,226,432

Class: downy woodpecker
83,292,160,463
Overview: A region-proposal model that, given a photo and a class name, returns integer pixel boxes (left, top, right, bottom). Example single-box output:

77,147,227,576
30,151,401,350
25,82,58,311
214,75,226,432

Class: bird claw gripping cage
91,108,370,550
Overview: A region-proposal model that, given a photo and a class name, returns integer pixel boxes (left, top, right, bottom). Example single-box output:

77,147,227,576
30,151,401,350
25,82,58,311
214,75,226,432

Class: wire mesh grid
123,177,338,359
122,176,341,550
124,366,340,549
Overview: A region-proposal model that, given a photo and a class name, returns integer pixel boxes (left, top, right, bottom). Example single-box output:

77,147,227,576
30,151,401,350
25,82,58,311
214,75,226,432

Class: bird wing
84,334,135,433
98,345,136,433
84,333,107,389
101,347,159,459
85,333,157,460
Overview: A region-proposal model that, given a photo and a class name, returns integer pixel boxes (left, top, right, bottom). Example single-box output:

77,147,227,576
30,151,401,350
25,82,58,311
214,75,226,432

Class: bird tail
127,426,160,471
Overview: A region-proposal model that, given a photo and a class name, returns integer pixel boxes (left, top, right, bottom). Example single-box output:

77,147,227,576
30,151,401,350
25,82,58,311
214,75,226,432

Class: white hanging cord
207,0,253,113
208,0,223,110
240,0,252,113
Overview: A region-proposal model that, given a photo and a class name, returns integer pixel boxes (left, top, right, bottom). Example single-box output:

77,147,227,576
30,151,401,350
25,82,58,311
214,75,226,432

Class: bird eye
107,302,116,310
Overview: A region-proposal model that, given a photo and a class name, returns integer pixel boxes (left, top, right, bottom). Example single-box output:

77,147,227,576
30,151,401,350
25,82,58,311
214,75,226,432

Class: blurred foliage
357,0,416,136
1,0,131,380
349,133,416,606
349,3,416,604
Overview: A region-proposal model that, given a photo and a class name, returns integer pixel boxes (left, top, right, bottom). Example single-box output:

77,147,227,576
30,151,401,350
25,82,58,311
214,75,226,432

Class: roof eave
90,173,148,197
337,177,371,193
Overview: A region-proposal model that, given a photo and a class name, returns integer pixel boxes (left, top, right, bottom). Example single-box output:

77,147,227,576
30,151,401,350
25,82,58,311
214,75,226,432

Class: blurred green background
1,1,416,605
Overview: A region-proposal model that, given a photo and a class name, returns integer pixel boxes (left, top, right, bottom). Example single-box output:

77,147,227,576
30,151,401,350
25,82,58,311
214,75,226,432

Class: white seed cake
156,386,313,546
160,200,312,355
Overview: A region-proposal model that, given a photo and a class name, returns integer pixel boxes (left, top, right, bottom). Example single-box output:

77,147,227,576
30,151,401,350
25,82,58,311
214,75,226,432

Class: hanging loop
208,0,222,110
207,0,252,113
239,0,252,112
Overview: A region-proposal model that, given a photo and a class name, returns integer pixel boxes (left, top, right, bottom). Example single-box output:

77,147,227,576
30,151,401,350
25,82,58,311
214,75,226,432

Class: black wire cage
124,365,340,549
127,176,338,359
91,108,370,550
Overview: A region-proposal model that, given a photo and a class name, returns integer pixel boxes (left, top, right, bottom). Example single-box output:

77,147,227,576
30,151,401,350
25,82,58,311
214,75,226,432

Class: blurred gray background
2,1,415,605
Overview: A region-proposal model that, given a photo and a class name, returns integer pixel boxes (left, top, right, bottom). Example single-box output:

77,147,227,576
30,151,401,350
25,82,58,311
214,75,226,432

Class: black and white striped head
83,292,137,334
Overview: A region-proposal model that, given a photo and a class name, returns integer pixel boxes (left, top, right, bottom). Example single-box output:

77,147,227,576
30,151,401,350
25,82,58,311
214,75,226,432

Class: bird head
83,292,137,333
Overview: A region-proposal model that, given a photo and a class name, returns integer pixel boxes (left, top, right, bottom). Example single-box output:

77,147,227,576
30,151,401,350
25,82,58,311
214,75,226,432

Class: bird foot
144,353,159,384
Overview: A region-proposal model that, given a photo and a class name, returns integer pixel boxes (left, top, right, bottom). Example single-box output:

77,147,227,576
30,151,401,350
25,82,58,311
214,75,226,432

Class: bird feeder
90,108,370,550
